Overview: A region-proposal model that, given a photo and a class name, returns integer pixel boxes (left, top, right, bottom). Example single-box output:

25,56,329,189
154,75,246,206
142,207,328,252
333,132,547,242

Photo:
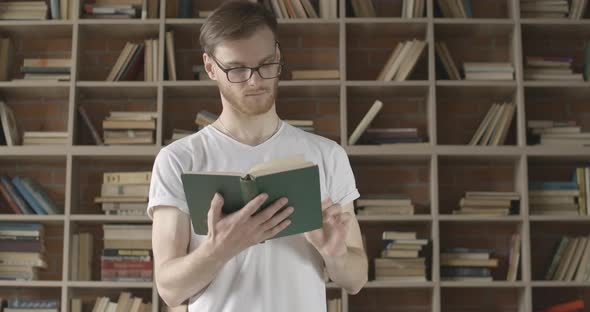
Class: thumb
207,192,224,232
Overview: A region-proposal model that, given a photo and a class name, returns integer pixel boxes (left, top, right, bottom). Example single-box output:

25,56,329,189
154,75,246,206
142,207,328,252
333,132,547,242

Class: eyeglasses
209,42,283,83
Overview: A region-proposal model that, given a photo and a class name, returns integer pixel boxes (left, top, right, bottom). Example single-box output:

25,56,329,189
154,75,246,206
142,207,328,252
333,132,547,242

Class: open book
181,155,322,239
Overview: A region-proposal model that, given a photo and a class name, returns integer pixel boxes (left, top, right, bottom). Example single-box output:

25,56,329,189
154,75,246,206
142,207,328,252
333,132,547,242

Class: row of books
94,171,150,216
524,56,584,81
265,0,337,19
521,0,587,19
82,0,159,20
436,0,472,18
464,62,514,81
77,293,151,312
101,225,152,282
355,195,415,216
545,235,590,282
440,247,498,281
0,299,59,312
469,102,515,146
13,58,71,82
528,120,590,146
0,176,60,215
453,191,520,216
107,39,159,82
0,222,47,280
102,111,157,145
375,231,428,282
529,167,590,216
377,39,427,81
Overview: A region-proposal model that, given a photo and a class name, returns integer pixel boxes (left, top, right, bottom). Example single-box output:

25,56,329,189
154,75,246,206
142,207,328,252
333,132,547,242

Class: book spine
240,175,260,209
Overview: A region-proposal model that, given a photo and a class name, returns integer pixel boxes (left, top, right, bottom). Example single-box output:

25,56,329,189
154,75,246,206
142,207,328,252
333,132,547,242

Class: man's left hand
304,198,352,257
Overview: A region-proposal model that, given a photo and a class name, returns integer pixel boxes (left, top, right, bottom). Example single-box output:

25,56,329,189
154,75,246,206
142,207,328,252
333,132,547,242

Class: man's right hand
205,192,293,260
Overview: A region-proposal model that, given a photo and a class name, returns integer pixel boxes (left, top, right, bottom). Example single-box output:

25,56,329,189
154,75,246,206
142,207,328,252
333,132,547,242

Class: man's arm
152,206,225,307
322,201,368,294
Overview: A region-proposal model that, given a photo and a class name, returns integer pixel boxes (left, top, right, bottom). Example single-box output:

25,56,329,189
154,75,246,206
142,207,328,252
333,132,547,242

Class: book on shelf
536,299,585,312
401,0,425,18
327,298,342,312
0,175,61,215
101,111,156,145
22,131,68,145
454,191,520,216
463,62,514,81
83,293,151,312
96,171,150,216
165,31,178,81
291,69,339,80
545,234,590,281
435,41,461,80
70,232,93,281
527,120,590,146
440,247,498,281
19,57,71,82
375,230,428,282
506,233,521,281
83,0,159,19
359,127,425,145
181,154,322,239
285,119,315,133
520,0,570,18
524,56,583,81
356,195,415,216
0,222,47,281
529,167,589,216
0,100,19,146
376,39,426,81
436,0,473,18
348,99,383,145
0,1,49,20
106,41,146,81
469,102,515,146
4,299,59,312
101,225,153,281
78,104,104,145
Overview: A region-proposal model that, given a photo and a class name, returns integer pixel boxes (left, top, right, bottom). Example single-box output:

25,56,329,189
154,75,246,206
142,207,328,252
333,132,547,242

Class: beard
218,79,279,117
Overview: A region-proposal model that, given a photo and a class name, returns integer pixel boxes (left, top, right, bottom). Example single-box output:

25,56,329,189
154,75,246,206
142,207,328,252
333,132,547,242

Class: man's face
207,27,280,117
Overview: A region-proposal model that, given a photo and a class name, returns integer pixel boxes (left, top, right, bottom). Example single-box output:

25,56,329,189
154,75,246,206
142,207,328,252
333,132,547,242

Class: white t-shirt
147,120,360,312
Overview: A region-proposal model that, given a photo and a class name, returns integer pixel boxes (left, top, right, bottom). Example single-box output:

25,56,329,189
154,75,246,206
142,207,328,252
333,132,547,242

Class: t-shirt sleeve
326,144,360,206
147,148,189,219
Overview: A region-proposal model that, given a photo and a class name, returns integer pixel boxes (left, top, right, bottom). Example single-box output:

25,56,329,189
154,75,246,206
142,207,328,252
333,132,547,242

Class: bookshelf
0,0,588,311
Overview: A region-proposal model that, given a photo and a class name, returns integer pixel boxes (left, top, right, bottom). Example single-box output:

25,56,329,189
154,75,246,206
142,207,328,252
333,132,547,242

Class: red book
541,299,585,312
0,181,22,214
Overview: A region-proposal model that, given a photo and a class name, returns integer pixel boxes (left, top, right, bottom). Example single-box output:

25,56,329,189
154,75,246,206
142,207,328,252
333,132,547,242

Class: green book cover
181,155,323,240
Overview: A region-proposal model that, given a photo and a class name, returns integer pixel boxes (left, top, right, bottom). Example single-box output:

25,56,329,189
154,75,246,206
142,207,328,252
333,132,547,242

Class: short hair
199,1,278,56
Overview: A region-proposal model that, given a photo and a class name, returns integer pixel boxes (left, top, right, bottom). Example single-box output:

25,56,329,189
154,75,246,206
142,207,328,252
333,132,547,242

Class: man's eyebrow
224,53,276,67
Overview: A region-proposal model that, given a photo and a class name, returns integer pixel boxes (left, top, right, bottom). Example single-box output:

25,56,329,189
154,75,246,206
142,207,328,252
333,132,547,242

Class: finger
260,206,294,231
207,192,224,232
252,197,288,224
322,203,342,221
238,193,269,218
262,218,291,240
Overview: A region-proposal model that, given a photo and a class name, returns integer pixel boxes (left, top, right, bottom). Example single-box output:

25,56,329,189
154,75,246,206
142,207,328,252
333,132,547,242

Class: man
148,1,367,311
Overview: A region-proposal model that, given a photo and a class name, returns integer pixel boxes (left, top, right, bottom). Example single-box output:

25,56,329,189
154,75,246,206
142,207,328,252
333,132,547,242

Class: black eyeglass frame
208,41,284,83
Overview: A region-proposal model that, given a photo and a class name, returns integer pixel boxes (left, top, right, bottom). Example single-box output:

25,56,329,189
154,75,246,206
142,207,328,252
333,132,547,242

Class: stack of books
454,191,520,216
355,195,415,216
377,39,427,81
524,56,583,81
435,41,461,80
102,111,156,145
359,127,424,145
437,0,473,17
3,299,59,312
520,0,570,18
291,69,339,80
22,131,68,145
536,299,585,312
545,235,590,281
0,176,60,215
82,293,151,312
463,62,514,80
82,3,141,19
350,0,375,17
326,298,342,312
106,41,142,81
194,110,218,130
529,168,589,216
18,58,71,81
469,102,515,146
528,120,590,146
401,0,425,18
101,225,152,282
0,1,48,20
286,120,314,133
0,222,47,280
374,231,428,282
440,247,499,281
94,171,151,216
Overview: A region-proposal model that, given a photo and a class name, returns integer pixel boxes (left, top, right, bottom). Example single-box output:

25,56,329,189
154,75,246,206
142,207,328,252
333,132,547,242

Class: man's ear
203,53,217,81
